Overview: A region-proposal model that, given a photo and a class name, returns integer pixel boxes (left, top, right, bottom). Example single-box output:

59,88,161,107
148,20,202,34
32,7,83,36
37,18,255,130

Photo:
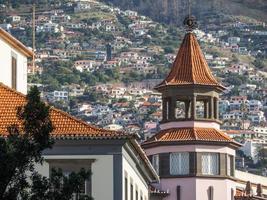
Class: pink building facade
142,17,241,200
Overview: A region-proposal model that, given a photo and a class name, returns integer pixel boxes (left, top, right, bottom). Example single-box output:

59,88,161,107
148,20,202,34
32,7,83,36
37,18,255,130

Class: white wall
39,155,114,200
236,170,267,194
122,149,149,200
0,37,28,94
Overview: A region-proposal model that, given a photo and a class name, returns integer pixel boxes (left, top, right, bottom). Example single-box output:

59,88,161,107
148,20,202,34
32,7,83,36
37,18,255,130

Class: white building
37,22,63,33
228,37,241,45
253,127,267,140
9,15,21,22
247,111,266,124
74,1,91,12
124,10,138,17
51,90,68,101
74,60,99,72
0,28,32,94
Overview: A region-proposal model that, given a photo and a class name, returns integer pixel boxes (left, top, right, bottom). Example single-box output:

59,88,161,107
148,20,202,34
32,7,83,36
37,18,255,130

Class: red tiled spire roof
142,127,241,147
156,32,224,90
0,83,128,139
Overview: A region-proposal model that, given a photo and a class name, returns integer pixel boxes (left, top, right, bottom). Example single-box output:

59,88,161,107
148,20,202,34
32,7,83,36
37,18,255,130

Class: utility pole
32,4,36,75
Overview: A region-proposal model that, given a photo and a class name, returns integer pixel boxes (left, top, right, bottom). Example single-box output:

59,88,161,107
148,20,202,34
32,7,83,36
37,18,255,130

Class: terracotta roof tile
156,33,224,90
143,127,240,146
0,83,128,139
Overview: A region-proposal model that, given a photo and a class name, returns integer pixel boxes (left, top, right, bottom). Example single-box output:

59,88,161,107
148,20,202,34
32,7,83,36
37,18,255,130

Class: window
152,154,159,174
125,177,128,200
196,100,205,118
175,101,186,119
170,152,189,175
130,183,133,200
11,56,17,89
227,155,234,176
201,153,219,175
61,171,89,200
208,186,214,200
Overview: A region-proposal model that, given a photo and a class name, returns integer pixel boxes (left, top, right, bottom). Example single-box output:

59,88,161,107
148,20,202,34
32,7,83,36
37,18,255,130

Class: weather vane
183,0,198,32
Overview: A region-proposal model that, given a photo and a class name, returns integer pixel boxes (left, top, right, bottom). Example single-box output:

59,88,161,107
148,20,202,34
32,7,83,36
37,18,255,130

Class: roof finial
183,0,198,32
188,0,191,16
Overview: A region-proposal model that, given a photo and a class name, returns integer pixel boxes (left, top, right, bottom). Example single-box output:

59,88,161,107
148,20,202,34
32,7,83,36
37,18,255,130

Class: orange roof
0,83,128,139
143,127,241,146
156,33,224,90
0,28,33,58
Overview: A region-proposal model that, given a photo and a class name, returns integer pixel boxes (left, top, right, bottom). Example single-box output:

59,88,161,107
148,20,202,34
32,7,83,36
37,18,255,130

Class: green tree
164,46,174,54
253,58,265,69
0,87,92,199
0,86,54,198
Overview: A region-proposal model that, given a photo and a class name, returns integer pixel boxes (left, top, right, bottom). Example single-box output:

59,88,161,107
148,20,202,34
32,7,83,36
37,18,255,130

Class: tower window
201,153,219,175
196,101,205,119
175,101,186,119
170,152,189,175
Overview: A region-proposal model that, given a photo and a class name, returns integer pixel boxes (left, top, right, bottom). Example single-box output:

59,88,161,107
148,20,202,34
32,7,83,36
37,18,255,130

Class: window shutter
159,153,170,176
220,153,227,176
148,155,152,163
231,156,235,177
196,152,202,175
189,152,196,175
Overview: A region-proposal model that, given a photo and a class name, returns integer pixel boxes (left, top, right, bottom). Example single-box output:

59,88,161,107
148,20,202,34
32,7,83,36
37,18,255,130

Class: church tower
143,17,241,200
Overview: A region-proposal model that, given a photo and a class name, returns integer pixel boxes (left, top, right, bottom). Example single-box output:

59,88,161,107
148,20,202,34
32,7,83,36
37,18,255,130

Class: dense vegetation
102,0,267,25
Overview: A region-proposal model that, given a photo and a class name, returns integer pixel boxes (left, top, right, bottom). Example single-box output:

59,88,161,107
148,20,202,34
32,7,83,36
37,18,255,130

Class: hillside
102,0,267,25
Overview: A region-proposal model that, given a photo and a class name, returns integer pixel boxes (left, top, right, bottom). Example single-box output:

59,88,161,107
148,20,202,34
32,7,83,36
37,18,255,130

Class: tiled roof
0,83,128,139
156,32,224,90
143,127,240,146
0,28,33,58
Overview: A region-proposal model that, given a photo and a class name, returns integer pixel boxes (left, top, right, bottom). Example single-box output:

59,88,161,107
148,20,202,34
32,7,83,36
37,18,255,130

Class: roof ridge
189,33,196,84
